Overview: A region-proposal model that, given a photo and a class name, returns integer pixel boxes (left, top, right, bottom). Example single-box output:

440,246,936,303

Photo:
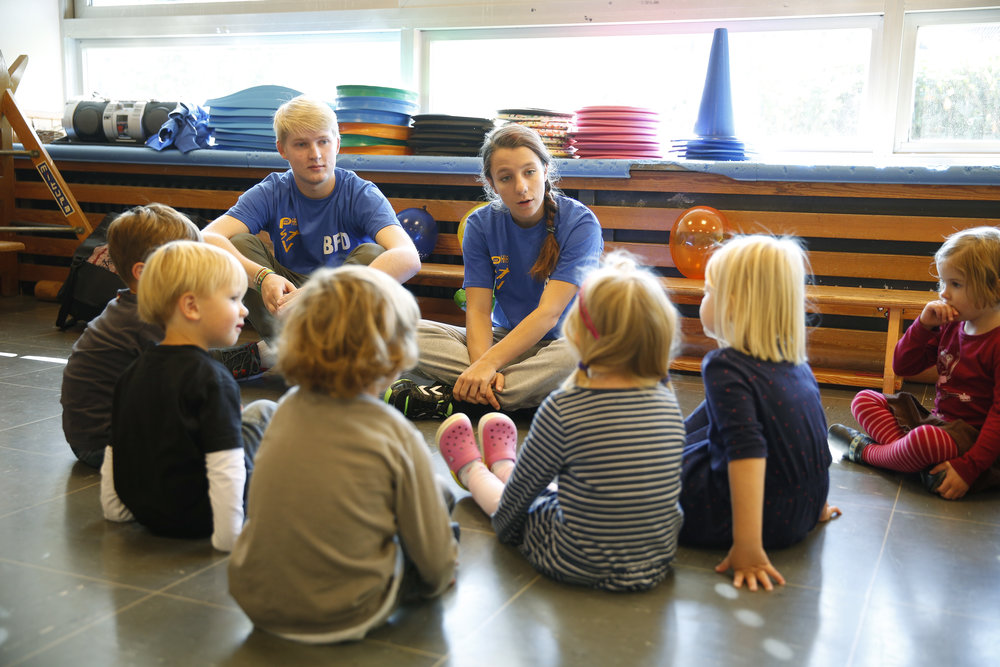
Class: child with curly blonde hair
228,265,458,643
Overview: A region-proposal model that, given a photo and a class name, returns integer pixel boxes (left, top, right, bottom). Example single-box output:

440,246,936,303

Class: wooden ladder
1,51,92,294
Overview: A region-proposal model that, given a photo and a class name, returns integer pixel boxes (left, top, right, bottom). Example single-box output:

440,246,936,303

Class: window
88,0,253,5
897,9,1000,152
62,2,1000,158
425,21,874,153
78,33,402,104
909,21,1000,143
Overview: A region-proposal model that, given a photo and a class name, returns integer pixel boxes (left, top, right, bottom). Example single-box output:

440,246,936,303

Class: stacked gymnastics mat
205,85,303,151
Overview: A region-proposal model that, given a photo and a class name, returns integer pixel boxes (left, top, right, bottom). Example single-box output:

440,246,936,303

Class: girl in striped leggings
832,226,1000,500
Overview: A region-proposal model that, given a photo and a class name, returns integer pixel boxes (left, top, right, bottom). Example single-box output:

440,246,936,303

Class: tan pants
231,233,384,341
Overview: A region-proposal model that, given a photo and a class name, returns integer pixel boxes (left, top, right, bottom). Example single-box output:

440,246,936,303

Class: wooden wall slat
809,251,935,282
12,207,104,227
17,236,79,256
18,264,69,282
15,182,240,211
614,171,1000,201
389,198,484,222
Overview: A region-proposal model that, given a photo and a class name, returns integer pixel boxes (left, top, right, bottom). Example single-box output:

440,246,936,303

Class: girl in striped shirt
436,252,685,591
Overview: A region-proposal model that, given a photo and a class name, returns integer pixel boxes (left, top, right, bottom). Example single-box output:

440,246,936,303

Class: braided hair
479,124,562,282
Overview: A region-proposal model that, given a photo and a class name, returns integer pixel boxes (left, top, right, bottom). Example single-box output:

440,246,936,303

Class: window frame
893,7,1000,154
64,0,1000,159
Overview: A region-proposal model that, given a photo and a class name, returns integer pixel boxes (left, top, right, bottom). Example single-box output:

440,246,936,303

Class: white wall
0,0,64,116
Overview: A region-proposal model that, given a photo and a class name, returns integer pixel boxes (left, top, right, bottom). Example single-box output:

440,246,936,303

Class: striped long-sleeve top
492,384,685,591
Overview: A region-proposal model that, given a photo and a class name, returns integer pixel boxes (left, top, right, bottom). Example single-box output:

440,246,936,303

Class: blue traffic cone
694,28,736,139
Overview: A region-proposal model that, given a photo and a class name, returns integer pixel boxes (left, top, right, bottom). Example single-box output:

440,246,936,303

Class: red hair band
577,288,600,340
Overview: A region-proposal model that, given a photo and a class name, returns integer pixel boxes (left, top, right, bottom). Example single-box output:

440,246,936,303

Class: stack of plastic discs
335,85,418,155
572,106,663,159
496,108,575,158
408,115,495,156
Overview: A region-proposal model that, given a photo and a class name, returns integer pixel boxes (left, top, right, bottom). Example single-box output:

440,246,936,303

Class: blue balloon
397,206,438,259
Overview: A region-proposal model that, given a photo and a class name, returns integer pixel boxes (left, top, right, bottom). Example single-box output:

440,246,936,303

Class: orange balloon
669,206,727,279
457,202,489,252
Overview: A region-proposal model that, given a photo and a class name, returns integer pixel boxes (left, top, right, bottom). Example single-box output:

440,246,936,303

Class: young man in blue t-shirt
203,95,420,340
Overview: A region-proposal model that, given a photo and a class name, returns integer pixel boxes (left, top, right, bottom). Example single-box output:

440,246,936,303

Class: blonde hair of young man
934,226,1000,310
106,204,202,289
562,251,680,388
278,265,420,398
138,241,246,329
703,235,809,365
272,95,339,146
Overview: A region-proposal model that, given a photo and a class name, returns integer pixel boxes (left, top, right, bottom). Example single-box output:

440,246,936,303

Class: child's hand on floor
715,543,786,592
929,461,970,500
819,502,842,521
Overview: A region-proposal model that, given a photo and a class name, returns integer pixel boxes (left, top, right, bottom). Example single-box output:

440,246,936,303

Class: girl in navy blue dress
680,235,840,591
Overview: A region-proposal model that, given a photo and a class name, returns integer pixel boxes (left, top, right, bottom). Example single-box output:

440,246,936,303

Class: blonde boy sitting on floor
61,204,201,468
101,241,273,552
62,204,273,470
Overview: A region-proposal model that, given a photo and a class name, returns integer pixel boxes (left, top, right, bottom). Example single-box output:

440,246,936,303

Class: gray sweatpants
414,319,575,411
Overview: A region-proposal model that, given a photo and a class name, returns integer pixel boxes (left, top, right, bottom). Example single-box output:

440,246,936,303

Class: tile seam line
0,479,100,520
0,413,63,434
0,554,225,598
439,574,542,664
845,481,901,667
6,593,159,667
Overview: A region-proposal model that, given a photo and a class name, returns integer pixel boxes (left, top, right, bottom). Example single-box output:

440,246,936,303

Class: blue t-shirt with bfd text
462,195,603,339
226,168,400,274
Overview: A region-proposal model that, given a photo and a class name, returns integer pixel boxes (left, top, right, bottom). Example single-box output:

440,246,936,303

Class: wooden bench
403,198,978,393
6,156,998,389
0,239,25,296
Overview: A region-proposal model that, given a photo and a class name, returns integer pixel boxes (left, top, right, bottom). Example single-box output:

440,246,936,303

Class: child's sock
456,460,485,489
491,459,515,483
463,461,506,515
257,340,277,370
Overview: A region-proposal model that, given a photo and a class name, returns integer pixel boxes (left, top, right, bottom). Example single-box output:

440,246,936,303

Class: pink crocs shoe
435,413,481,490
477,412,518,469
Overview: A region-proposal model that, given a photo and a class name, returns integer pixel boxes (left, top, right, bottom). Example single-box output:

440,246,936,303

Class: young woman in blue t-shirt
386,124,603,418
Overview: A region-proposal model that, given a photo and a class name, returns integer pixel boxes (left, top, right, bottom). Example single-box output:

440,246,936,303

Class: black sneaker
210,341,263,381
828,423,875,464
384,379,454,420
920,467,946,493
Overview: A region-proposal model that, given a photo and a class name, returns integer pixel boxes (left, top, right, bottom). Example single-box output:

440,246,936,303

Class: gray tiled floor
0,296,997,666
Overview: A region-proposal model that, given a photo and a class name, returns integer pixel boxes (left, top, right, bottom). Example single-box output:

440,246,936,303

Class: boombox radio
62,99,178,143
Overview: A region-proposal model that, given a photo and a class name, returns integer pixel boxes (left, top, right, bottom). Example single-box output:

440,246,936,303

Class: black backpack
56,213,125,330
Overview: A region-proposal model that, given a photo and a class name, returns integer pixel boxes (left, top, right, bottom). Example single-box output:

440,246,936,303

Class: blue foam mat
32,144,1000,184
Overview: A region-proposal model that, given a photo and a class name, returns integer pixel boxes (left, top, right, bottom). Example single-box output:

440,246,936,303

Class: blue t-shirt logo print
279,217,299,252
493,255,509,290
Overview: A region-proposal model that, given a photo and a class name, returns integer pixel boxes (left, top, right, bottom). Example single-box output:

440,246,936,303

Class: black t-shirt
111,345,242,538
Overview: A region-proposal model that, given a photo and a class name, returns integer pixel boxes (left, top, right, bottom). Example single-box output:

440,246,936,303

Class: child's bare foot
819,502,842,522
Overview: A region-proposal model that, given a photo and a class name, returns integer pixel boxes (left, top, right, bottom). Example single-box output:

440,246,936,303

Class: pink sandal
477,412,518,469
435,413,481,490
